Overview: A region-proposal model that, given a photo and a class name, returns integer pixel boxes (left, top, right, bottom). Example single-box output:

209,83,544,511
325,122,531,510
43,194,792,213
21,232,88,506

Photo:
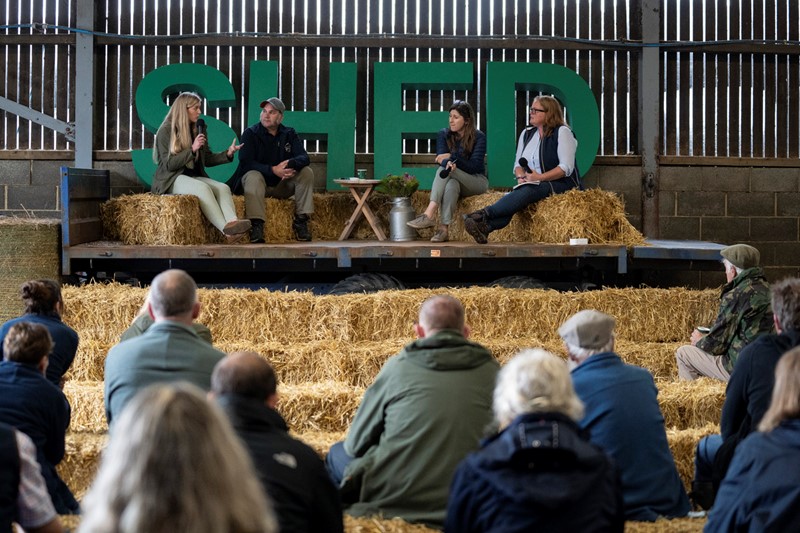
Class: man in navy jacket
561,310,690,522
231,97,315,242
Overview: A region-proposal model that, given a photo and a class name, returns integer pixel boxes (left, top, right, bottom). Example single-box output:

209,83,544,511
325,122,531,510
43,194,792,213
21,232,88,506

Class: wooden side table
333,179,387,241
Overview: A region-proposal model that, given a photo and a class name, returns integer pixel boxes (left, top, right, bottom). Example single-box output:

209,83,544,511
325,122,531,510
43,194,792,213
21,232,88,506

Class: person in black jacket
211,351,343,533
231,97,315,242
691,276,800,510
445,348,623,533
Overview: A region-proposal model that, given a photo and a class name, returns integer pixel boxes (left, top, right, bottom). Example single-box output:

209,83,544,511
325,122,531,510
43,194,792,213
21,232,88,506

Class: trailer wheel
489,275,546,289
328,273,406,295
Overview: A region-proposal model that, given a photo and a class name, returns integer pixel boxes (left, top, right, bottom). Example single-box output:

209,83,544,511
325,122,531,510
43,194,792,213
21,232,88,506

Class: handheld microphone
518,157,532,173
439,157,455,179
196,118,206,136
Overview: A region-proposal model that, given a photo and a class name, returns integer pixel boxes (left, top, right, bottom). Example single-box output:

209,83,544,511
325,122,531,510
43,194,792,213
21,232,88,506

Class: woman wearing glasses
407,100,488,242
463,95,581,244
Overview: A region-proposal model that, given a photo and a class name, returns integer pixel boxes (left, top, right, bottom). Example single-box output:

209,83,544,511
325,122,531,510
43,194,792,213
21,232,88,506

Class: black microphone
196,118,206,136
518,157,532,173
439,157,455,179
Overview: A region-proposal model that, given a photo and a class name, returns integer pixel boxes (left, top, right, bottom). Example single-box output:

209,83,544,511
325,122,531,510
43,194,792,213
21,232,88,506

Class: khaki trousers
242,166,315,221
675,345,730,381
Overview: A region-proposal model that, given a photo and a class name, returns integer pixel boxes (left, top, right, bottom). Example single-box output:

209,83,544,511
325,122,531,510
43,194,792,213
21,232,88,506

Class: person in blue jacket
0,322,77,515
407,100,488,242
0,279,78,389
561,309,690,521
445,348,624,533
463,95,581,244
705,346,800,532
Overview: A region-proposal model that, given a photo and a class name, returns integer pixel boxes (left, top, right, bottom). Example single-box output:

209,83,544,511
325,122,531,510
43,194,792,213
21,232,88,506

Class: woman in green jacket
152,92,250,243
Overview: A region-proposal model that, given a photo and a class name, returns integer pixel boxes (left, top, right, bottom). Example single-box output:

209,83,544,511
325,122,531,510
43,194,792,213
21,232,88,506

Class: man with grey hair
561,310,690,522
325,295,498,528
676,243,773,381
104,269,225,426
231,97,315,242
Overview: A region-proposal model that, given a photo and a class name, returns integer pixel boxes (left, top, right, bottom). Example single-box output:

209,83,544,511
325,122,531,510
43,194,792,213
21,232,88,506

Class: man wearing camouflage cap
675,243,773,382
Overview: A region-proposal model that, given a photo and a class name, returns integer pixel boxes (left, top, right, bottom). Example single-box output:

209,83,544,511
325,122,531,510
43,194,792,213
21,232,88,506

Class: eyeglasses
530,108,546,114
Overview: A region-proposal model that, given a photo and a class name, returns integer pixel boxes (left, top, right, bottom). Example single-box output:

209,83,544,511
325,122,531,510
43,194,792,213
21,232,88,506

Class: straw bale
198,286,318,343
667,423,720,491
293,430,346,458
61,282,147,344
58,515,83,530
64,381,107,434
278,381,364,433
658,379,726,430
215,339,408,387
0,217,60,322
624,517,706,533
344,516,440,533
530,188,647,246
57,432,107,500
101,193,222,245
344,514,440,533
615,341,683,380
63,338,115,382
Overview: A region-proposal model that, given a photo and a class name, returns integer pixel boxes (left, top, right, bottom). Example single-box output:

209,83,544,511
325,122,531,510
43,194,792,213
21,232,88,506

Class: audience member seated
119,290,213,344
561,310,690,521
0,323,78,515
0,279,78,389
705,346,800,532
691,276,800,510
445,349,624,533
675,244,773,381
0,422,64,533
211,351,343,533
325,295,499,527
104,269,225,426
78,383,276,533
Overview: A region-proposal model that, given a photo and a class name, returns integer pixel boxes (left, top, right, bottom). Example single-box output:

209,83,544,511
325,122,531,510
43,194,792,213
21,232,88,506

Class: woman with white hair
705,346,800,532
78,383,277,533
445,349,623,533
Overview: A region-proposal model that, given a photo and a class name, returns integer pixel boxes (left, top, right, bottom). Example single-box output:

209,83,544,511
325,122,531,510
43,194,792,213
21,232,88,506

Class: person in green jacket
152,91,251,243
325,295,499,528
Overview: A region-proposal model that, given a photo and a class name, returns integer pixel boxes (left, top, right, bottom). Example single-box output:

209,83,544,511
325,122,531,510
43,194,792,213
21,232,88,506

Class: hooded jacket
342,330,498,527
445,412,624,533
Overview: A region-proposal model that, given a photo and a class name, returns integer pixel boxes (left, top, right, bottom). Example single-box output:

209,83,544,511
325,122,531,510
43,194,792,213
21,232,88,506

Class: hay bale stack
344,516,440,532
64,381,107,433
278,381,364,433
531,188,647,245
667,423,720,490
658,379,727,429
100,187,642,245
57,432,107,500
0,218,61,322
624,517,706,532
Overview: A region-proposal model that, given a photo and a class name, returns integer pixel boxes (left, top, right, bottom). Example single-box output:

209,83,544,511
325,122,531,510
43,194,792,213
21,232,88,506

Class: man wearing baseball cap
231,97,315,242
675,243,773,381
561,310,690,522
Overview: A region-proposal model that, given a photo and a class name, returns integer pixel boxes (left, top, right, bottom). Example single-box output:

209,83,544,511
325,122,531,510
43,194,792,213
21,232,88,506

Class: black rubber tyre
328,273,406,295
489,275,546,289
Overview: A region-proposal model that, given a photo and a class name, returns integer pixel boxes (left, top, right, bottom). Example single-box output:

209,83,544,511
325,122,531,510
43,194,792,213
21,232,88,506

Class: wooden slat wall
1,0,799,160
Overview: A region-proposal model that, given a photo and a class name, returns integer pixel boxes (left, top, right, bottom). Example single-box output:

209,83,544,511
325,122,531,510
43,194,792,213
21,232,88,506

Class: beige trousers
168,175,237,232
242,166,315,221
675,345,730,381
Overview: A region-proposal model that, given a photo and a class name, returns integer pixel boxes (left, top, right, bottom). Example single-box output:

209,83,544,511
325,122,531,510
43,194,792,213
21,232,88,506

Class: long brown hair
759,347,800,432
152,92,202,161
534,95,568,138
446,100,477,156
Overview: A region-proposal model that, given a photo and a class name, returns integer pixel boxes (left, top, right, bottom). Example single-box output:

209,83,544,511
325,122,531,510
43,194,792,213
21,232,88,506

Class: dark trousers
325,441,354,487
485,178,577,230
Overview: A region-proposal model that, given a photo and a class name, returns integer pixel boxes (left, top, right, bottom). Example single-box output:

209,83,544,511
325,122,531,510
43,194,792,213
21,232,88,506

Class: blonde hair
534,95,568,138
152,92,202,161
758,347,800,432
493,348,584,429
79,383,277,533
